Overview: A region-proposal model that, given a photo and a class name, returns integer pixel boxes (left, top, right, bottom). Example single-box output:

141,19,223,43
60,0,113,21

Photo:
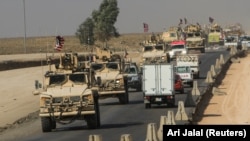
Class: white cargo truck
176,54,201,79
142,63,175,109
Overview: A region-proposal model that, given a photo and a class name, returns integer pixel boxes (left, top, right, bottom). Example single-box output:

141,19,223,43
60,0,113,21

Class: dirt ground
197,54,250,125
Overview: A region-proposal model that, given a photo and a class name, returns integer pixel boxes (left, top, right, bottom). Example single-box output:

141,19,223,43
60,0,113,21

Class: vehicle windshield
48,73,86,85
241,36,250,41
175,66,190,73
171,45,185,50
144,46,153,52
170,33,176,37
125,66,136,74
91,63,104,71
225,36,238,42
69,73,86,84
155,45,164,51
106,63,119,70
49,74,67,85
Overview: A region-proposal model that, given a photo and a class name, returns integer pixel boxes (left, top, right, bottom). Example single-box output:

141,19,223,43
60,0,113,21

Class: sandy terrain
198,54,250,124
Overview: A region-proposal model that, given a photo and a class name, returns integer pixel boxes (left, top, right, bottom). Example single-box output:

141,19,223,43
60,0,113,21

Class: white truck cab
174,66,193,87
168,40,187,60
176,54,201,79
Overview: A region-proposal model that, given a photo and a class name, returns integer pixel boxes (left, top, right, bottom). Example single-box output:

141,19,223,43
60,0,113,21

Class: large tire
119,76,129,104
119,92,129,104
94,96,101,128
41,117,53,132
87,90,101,128
51,119,56,129
136,82,142,92
145,103,151,109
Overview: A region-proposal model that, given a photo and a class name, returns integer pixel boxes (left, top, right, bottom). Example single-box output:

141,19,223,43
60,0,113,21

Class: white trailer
176,54,201,79
142,63,175,108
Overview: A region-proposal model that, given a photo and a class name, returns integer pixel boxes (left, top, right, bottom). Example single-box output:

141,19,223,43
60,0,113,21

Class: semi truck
142,63,175,108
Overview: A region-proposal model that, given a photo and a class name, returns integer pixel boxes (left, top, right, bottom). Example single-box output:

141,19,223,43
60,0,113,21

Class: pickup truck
124,62,142,91
176,54,201,79
224,35,240,50
174,66,194,87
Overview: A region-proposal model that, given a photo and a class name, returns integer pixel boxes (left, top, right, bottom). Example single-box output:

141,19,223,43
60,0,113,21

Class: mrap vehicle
142,63,175,108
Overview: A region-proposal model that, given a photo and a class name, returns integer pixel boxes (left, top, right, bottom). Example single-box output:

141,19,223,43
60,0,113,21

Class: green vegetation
75,0,120,46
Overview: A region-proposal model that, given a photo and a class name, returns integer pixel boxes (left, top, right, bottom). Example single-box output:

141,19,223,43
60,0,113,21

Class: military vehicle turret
34,52,101,132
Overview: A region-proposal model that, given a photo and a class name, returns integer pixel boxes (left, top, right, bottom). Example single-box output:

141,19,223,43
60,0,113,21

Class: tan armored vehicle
161,26,183,45
208,23,224,46
91,47,129,104
34,52,100,132
140,34,170,68
184,24,207,53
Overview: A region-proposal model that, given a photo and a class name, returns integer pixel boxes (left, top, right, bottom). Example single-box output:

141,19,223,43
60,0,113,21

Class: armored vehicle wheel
136,85,142,92
41,117,53,132
145,103,151,109
180,88,184,94
94,96,101,128
189,82,193,87
119,92,129,104
167,102,175,108
86,96,100,129
119,76,129,104
86,114,98,129
51,119,56,129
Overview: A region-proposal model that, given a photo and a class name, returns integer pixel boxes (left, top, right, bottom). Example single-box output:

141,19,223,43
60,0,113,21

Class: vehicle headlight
115,79,120,84
40,96,51,106
161,56,166,60
82,94,93,103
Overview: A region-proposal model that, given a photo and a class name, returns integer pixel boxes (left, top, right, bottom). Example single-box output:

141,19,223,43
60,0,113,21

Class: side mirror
35,80,42,89
97,76,102,86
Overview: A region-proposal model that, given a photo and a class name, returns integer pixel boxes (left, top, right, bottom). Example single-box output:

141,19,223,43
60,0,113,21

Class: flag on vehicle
143,23,149,33
179,19,183,25
55,35,64,51
209,17,214,23
124,48,128,58
184,18,187,24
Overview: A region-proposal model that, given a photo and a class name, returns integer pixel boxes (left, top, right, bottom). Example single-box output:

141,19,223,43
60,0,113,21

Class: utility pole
23,0,27,54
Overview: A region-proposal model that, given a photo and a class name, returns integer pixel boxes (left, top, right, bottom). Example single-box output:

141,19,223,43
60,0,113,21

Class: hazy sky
0,0,249,38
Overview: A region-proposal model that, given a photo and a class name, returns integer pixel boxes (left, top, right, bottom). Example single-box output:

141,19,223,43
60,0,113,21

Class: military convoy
34,52,101,132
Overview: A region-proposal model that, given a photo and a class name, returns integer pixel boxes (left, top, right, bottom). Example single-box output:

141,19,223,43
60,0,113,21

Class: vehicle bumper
39,110,95,117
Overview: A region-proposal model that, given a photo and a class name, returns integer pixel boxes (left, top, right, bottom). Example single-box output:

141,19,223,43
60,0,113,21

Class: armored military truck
208,23,224,46
35,52,101,132
161,26,184,45
184,24,207,53
139,36,170,68
91,47,129,104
